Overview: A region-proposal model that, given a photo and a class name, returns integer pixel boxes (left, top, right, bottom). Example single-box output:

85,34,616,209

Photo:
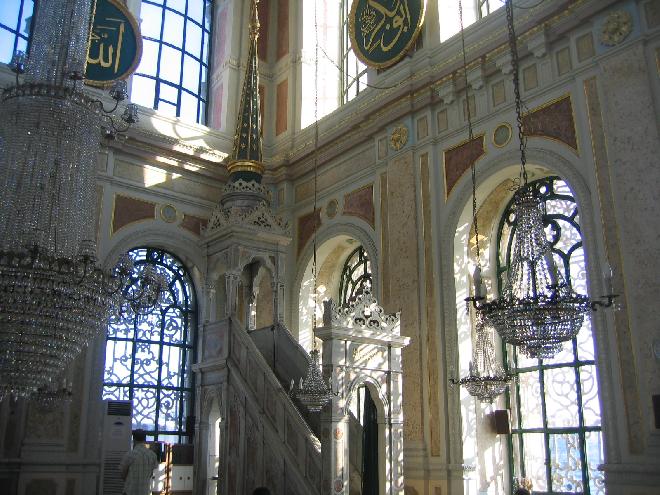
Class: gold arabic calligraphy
359,0,411,54
87,17,126,73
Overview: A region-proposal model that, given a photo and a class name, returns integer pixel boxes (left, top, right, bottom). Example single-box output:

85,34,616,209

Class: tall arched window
103,248,196,444
340,0,367,104
0,0,34,63
339,246,372,306
131,0,212,124
498,177,604,494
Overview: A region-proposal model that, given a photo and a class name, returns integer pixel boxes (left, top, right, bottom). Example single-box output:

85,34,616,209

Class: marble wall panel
111,194,155,234
181,214,209,236
276,79,288,136
383,151,422,442
297,208,321,257
443,135,485,198
343,184,374,227
277,0,289,60
258,0,270,62
522,94,578,151
420,154,442,457
597,42,660,449
211,82,224,130
113,161,222,201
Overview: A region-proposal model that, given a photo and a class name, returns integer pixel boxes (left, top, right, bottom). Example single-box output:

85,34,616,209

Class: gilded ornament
600,10,633,46
389,124,408,151
160,204,178,223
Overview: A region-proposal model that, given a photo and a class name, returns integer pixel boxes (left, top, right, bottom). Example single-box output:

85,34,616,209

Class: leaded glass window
0,0,34,63
497,177,604,494
131,0,212,124
339,246,372,306
340,0,367,104
103,248,196,444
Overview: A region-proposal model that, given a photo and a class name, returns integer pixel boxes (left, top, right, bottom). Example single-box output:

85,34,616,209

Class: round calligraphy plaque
85,0,143,87
349,0,426,69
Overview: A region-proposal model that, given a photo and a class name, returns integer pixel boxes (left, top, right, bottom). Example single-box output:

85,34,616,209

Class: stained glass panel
102,248,196,443
499,177,603,494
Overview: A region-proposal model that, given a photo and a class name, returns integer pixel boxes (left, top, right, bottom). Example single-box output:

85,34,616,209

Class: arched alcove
450,158,608,494
296,233,376,351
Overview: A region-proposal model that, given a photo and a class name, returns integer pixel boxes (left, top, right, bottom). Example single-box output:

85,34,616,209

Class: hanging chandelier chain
311,0,320,340
459,0,481,264
505,0,528,187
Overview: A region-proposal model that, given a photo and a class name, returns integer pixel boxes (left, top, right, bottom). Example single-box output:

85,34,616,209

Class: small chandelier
293,348,335,413
451,0,511,402
451,318,513,403
0,0,163,401
31,375,74,412
466,0,616,359
293,0,335,413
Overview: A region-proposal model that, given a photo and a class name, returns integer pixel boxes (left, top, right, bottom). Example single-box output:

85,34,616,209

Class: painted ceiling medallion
600,10,633,46
390,124,408,151
348,0,426,69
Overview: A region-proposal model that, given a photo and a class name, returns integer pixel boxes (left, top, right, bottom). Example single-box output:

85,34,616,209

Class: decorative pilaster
225,271,240,317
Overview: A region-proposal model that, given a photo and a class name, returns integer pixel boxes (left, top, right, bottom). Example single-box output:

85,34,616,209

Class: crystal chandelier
466,0,616,359
294,349,336,413
0,0,163,401
451,319,513,403
31,375,74,412
451,0,511,402
294,0,335,413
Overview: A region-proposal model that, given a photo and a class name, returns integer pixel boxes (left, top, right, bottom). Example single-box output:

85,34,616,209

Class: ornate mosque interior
0,0,659,494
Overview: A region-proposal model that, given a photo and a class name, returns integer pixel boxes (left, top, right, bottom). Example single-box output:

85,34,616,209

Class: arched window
0,0,34,63
131,0,212,124
498,177,604,494
102,248,197,444
340,0,367,104
339,246,372,306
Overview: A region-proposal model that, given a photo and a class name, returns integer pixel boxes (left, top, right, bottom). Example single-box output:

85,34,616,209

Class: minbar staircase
195,317,321,495
249,323,321,435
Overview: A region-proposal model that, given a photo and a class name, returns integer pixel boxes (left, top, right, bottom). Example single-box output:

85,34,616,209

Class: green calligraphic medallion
349,0,425,69
85,0,142,87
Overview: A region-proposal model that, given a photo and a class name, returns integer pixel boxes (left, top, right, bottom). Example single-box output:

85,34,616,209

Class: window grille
498,177,604,494
102,248,196,444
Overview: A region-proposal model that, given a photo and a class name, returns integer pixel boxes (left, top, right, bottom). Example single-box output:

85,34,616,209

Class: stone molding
205,201,290,237
323,289,400,334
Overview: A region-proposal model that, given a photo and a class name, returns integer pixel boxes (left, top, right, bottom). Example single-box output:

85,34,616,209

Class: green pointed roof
227,0,264,183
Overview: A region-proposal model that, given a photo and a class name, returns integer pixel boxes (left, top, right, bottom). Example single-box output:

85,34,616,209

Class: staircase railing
249,322,321,434
223,317,322,493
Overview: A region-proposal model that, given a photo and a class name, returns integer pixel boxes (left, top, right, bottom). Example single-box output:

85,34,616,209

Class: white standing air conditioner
100,400,133,495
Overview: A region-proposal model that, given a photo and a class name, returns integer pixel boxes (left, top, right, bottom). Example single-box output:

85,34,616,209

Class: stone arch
293,223,378,351
443,145,617,491
344,375,389,421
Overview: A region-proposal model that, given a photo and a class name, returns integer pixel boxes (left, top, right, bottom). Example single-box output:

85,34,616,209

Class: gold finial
249,0,260,41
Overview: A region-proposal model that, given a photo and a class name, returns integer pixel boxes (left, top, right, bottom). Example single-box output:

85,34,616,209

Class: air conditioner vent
107,400,132,417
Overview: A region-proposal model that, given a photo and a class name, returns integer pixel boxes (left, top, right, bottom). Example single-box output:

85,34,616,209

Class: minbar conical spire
227,0,264,183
